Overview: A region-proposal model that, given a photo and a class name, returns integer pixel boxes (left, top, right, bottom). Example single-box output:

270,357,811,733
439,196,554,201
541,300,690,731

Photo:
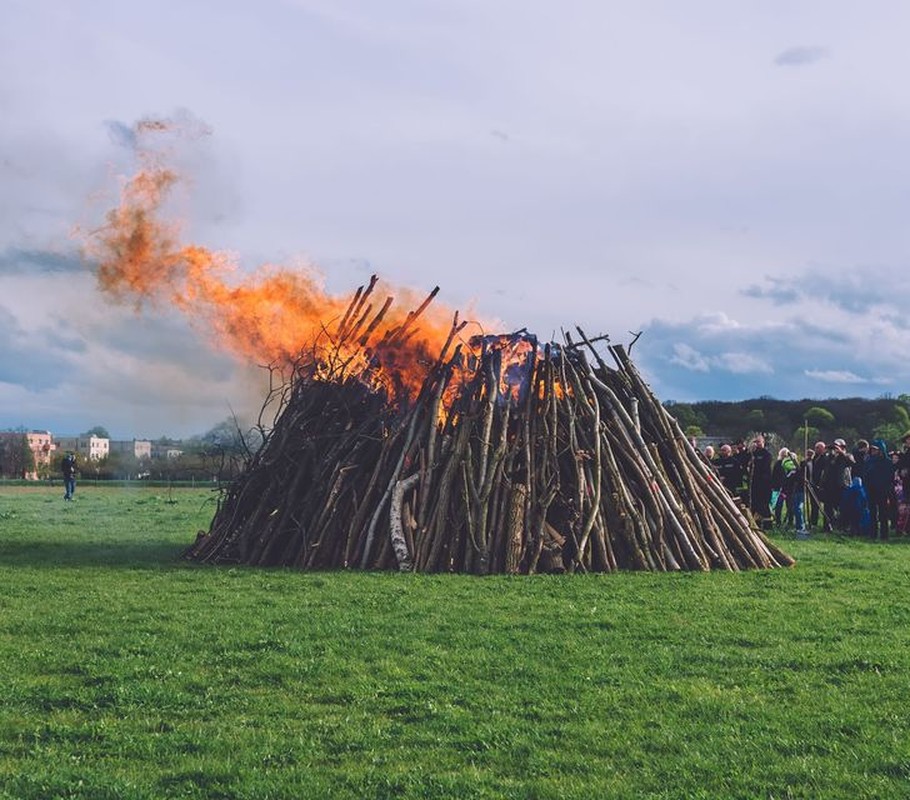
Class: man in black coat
713,444,744,498
61,452,77,501
863,439,896,540
748,435,773,527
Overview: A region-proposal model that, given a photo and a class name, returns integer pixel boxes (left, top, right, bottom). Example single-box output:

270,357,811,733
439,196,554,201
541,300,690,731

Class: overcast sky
3,1,910,439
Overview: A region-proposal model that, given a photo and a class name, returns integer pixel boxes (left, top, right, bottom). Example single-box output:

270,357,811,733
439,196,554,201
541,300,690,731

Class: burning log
187,280,794,574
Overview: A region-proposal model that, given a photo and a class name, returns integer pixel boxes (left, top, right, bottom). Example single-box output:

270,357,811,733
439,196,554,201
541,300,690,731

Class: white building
55,435,110,461
110,439,152,460
151,441,183,459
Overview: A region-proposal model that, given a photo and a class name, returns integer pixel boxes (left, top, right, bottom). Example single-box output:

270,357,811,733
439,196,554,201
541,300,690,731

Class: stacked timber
187,281,794,573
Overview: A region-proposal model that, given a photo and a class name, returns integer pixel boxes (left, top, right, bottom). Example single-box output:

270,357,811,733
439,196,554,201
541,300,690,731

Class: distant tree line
666,394,910,452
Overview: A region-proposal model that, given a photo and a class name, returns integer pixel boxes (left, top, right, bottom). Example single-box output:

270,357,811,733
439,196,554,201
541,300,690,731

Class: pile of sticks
187,282,794,573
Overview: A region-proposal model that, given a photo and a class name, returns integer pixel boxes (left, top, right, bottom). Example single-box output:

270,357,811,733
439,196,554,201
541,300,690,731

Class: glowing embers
464,332,539,408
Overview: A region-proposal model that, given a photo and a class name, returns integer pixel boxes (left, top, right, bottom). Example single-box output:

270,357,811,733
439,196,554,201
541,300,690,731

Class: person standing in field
791,451,810,534
863,440,896,540
748,435,773,528
771,448,799,528
824,438,855,531
806,442,827,530
61,452,77,501
713,444,743,497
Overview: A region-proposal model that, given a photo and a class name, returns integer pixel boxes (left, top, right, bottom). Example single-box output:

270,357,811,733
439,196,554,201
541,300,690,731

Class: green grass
2,486,910,799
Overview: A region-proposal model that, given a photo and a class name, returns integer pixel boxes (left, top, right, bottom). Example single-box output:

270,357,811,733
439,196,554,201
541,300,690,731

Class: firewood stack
186,279,794,573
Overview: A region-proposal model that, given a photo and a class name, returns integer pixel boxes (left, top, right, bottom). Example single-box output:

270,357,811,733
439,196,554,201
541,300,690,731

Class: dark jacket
862,440,896,497
713,455,743,495
749,447,773,493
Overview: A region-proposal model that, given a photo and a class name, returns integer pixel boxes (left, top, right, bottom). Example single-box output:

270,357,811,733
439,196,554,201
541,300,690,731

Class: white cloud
713,352,773,375
669,344,709,372
695,312,742,334
667,345,771,376
803,369,890,386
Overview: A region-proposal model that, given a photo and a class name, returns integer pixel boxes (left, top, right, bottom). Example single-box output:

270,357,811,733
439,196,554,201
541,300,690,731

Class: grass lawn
1,485,910,799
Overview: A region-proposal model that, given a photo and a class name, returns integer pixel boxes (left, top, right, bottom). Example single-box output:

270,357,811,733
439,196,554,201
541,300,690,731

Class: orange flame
84,118,472,402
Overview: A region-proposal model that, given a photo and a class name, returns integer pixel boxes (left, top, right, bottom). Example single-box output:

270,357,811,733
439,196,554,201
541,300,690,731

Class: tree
664,402,707,433
188,417,261,483
791,425,819,453
100,450,142,480
83,425,111,438
891,403,910,434
804,407,835,426
872,423,904,451
0,433,35,478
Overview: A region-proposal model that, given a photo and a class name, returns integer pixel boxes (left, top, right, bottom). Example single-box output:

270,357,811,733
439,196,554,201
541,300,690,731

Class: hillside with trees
666,395,910,452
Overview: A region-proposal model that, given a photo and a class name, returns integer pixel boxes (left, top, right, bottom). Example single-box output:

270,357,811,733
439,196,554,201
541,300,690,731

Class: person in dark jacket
61,452,77,501
863,439,897,540
732,439,752,506
748,435,773,527
807,441,828,530
713,444,743,498
852,439,870,474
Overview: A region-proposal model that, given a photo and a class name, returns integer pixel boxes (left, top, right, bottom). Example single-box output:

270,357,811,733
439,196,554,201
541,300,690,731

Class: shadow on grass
0,538,193,570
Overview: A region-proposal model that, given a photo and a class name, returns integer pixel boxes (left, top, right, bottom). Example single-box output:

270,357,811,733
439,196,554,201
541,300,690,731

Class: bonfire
186,278,794,574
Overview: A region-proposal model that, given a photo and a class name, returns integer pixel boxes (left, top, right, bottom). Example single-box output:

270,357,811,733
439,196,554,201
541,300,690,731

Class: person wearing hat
852,439,870,474
821,438,854,531
862,439,896,540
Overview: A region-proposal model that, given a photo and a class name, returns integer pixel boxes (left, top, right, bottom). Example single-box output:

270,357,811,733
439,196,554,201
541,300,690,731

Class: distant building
27,430,55,477
0,430,55,479
151,441,183,459
110,439,152,460
55,435,110,461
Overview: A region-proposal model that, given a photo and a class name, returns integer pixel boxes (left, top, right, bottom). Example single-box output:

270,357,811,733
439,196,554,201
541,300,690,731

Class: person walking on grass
61,452,77,501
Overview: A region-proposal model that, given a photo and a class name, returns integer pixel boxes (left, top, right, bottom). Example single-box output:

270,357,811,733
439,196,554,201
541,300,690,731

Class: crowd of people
699,432,910,540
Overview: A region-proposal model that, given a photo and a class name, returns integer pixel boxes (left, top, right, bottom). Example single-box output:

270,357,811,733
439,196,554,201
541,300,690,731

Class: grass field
1,485,910,799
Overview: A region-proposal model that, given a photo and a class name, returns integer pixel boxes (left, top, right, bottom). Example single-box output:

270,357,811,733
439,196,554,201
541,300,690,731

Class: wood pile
186,280,794,573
